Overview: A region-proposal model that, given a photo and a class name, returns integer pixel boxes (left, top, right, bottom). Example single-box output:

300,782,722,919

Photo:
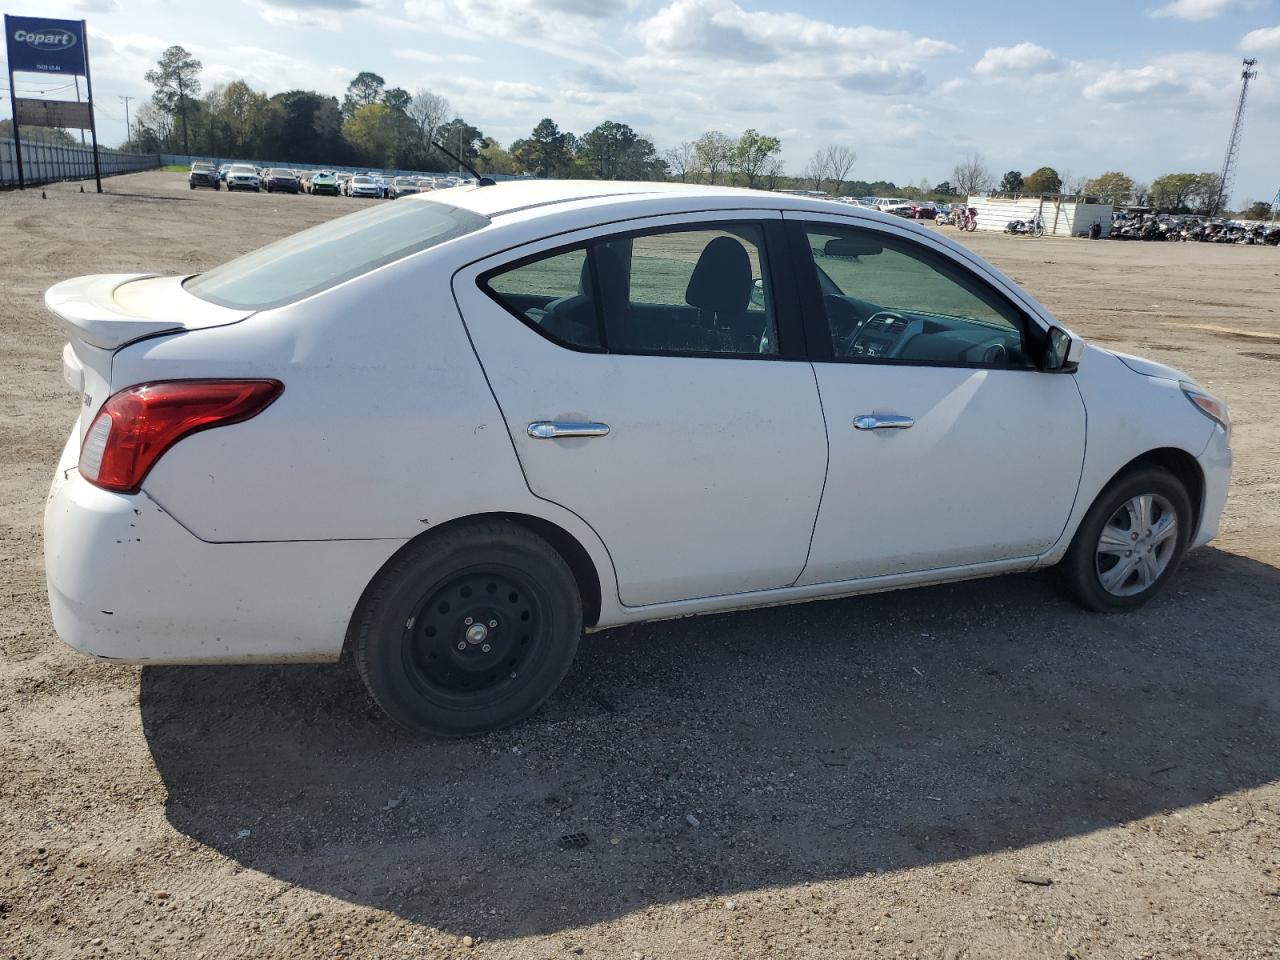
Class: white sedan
43,181,1231,736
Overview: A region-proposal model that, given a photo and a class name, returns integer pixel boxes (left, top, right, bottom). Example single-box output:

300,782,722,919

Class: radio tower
1209,58,1258,218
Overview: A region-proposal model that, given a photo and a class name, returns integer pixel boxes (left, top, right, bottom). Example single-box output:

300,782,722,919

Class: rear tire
353,521,582,737
1058,466,1192,612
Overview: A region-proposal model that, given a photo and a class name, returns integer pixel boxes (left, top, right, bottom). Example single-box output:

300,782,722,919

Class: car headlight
1181,382,1230,437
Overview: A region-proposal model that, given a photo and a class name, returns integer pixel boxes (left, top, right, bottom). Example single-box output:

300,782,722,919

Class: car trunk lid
47,273,254,437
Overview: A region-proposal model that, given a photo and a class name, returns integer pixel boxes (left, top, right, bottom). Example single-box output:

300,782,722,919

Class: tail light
79,379,283,493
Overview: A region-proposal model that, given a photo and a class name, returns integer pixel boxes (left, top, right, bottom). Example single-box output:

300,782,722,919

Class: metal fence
1,138,160,188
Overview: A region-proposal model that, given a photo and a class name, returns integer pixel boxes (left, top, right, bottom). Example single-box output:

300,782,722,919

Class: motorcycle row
1110,212,1280,245
934,206,978,231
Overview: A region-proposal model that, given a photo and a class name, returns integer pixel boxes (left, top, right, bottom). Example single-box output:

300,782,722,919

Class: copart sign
4,15,87,75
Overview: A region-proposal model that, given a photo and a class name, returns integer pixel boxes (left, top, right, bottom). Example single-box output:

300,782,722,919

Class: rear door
452,211,829,607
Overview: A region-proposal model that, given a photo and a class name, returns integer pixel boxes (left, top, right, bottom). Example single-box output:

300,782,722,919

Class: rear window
184,200,489,310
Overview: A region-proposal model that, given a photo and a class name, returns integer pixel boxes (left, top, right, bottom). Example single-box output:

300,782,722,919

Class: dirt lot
2,171,1279,960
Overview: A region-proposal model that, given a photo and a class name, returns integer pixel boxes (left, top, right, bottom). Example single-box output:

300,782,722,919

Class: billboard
4,15,87,75
15,97,93,129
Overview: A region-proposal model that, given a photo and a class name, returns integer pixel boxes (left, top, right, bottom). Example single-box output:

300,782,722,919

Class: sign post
3,15,100,192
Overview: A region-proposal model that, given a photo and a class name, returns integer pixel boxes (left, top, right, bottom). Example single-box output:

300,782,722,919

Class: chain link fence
0,138,160,188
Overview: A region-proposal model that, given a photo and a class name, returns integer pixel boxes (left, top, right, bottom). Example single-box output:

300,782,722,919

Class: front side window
803,223,1031,368
481,223,779,357
186,200,489,309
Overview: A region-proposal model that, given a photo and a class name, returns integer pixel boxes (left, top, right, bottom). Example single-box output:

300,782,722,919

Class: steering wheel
847,310,906,357
820,295,865,351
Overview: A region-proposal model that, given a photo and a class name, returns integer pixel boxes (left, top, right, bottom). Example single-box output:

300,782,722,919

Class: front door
452,212,828,607
787,216,1087,585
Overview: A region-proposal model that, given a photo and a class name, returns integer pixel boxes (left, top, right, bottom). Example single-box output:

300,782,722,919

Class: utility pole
75,76,86,145
177,75,189,156
1209,58,1258,218
119,95,133,146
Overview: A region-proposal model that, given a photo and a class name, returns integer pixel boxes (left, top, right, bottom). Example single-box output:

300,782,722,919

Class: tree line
125,45,883,192
116,44,1274,217
949,152,1268,218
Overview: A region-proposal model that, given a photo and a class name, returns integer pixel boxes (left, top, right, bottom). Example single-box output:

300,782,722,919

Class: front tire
1058,466,1192,612
353,521,583,737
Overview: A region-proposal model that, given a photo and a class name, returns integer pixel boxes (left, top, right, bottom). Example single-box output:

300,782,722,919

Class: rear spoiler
45,273,178,350
45,273,250,351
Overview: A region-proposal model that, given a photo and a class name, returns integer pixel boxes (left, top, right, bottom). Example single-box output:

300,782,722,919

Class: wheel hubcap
402,568,545,705
1095,493,1178,597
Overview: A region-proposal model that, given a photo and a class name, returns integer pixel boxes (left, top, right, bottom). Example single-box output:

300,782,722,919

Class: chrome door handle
527,421,611,439
852,414,915,431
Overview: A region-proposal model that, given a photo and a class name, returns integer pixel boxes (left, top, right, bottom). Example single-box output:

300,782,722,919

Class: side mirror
1044,326,1084,372
750,278,765,308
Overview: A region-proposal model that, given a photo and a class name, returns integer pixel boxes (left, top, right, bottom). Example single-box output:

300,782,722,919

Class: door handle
852,414,914,431
527,421,611,439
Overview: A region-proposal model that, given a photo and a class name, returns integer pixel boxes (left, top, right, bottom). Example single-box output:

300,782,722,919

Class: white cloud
571,66,636,93
393,49,482,64
404,0,627,50
1150,0,1252,20
1240,24,1280,51
974,42,1066,76
635,0,956,64
491,80,550,102
1081,52,1257,107
248,0,374,29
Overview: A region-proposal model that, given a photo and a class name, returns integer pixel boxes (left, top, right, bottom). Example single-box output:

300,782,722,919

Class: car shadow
140,546,1280,940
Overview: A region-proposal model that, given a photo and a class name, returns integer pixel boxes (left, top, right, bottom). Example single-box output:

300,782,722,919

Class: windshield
230,165,256,174
185,200,489,310
192,163,213,172
396,178,416,185
353,176,373,183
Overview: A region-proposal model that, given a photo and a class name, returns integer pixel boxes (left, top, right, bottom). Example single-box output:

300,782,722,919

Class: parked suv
188,162,220,190
224,164,261,192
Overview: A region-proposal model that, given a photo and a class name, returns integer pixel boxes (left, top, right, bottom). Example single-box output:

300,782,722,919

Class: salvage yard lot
2,170,1279,959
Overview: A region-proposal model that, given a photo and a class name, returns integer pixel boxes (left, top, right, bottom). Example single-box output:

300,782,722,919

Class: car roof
414,179,921,228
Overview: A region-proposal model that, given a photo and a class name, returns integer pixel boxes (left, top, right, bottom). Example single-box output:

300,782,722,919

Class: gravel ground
2,172,1279,960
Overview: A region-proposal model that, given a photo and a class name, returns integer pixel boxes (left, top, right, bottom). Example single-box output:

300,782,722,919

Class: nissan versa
43,182,1231,736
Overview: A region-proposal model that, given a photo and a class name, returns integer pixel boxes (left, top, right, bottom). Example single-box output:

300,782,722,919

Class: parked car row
187,161,471,198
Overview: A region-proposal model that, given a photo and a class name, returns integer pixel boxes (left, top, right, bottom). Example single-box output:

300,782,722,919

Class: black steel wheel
353,521,582,736
403,567,550,710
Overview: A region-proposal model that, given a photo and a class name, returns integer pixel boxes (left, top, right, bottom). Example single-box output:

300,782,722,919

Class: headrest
685,236,752,316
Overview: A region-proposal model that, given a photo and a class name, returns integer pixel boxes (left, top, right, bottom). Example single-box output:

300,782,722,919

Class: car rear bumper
1192,425,1231,549
44,428,404,664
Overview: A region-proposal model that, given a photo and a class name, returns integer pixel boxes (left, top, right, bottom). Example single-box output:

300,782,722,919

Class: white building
966,194,1114,237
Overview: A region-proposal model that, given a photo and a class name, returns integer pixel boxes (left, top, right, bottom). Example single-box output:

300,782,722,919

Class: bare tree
693,131,735,185
951,152,993,197
663,141,696,182
821,144,857,193
761,156,785,191
1058,168,1088,195
801,149,831,192
408,88,451,144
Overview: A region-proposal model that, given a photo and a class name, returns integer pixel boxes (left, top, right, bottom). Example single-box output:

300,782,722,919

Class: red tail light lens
79,379,283,493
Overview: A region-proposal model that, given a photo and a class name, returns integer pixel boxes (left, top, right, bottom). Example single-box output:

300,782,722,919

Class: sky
2,0,1278,205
